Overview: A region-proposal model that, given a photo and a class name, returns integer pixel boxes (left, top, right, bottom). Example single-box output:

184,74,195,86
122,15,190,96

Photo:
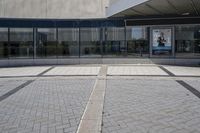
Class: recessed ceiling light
182,12,190,15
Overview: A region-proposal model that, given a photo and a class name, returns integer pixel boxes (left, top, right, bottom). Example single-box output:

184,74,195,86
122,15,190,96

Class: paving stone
0,67,51,77
185,80,200,92
0,80,27,97
0,79,95,133
44,67,100,76
163,66,200,76
102,79,200,133
107,66,168,76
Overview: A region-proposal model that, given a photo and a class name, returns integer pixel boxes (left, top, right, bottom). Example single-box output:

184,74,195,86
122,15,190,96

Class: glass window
10,28,34,58
80,28,101,57
37,28,57,58
0,28,8,59
103,27,125,57
175,25,200,58
126,26,149,57
58,28,79,57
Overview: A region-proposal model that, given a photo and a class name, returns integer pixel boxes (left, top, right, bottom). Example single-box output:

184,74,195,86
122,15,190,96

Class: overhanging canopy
107,0,200,18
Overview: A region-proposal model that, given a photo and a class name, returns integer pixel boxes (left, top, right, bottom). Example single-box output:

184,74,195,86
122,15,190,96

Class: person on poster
157,32,166,47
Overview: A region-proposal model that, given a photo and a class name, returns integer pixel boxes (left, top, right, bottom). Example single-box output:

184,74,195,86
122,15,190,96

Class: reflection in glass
0,28,8,59
80,28,101,57
103,27,125,57
126,27,149,57
175,25,200,58
37,28,57,58
10,28,33,58
58,28,79,57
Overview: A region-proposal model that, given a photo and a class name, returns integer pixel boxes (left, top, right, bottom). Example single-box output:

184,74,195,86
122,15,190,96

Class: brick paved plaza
0,65,200,133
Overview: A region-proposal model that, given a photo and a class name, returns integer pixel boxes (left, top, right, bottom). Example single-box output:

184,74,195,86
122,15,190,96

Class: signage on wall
152,28,172,51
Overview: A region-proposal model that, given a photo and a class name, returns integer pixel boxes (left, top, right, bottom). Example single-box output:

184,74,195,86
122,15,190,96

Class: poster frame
150,26,175,57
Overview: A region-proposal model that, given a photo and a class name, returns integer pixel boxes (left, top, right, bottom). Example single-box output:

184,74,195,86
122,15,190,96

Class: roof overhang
107,0,200,18
107,0,149,17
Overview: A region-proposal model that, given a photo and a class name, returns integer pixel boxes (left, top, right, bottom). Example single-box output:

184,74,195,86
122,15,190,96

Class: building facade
0,0,200,66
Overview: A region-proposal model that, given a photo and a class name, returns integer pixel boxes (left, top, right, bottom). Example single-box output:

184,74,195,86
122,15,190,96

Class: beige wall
0,0,108,19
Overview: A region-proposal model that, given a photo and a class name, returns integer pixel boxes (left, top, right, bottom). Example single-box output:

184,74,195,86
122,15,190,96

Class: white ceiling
108,0,200,17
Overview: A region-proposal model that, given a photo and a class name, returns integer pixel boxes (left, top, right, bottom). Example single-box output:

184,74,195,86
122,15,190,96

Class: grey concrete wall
109,0,119,5
0,0,108,19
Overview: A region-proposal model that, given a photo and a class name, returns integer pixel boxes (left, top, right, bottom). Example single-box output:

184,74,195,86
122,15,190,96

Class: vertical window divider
124,20,127,57
79,26,81,58
34,28,37,59
32,28,35,59
100,26,103,58
56,27,58,59
8,27,10,60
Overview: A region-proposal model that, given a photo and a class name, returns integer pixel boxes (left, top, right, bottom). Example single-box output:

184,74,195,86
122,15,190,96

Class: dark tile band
37,67,55,76
0,80,34,102
176,80,200,99
159,66,176,76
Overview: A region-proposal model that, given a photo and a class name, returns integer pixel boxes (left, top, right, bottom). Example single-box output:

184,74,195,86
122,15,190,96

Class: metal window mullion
79,27,81,58
100,27,103,57
8,27,10,59
124,20,127,56
34,28,37,59
56,28,58,59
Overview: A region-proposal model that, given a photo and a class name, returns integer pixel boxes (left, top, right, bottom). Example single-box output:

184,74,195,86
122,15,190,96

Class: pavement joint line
1,75,200,79
106,76,200,81
0,75,98,78
37,66,55,76
0,80,35,102
107,75,200,78
158,66,176,76
176,80,200,99
76,65,107,133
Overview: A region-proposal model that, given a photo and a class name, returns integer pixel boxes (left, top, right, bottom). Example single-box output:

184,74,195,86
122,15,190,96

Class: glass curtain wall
175,25,200,58
9,28,34,58
37,28,57,58
103,27,126,57
57,28,79,57
0,28,8,59
80,28,101,57
126,26,149,57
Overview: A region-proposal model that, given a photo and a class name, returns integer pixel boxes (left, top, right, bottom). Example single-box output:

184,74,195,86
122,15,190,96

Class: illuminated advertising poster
152,28,172,51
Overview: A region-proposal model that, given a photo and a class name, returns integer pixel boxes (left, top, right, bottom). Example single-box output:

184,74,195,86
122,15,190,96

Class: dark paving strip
177,80,200,99
0,80,34,102
37,66,55,76
158,66,176,76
